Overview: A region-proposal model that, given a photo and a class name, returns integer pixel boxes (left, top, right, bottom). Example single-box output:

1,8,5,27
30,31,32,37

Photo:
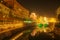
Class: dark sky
17,0,60,17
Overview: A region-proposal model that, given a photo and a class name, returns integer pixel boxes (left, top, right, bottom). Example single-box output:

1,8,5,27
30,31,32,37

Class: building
0,3,11,21
3,0,29,19
0,0,29,23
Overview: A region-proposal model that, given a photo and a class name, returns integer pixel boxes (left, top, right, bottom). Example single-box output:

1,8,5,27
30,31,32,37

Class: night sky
17,0,60,17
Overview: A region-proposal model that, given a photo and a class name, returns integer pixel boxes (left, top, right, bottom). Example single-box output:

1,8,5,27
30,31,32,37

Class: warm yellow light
44,17,48,22
44,17,47,21
49,18,56,23
36,16,49,24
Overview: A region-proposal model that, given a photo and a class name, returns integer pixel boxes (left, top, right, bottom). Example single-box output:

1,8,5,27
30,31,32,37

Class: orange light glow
49,18,56,23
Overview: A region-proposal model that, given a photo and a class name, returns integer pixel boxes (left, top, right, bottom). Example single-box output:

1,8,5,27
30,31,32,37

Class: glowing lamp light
24,21,32,23
24,19,32,23
49,18,56,23
44,17,47,21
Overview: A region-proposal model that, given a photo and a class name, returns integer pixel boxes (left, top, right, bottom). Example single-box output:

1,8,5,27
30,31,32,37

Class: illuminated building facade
0,0,29,22
3,0,29,19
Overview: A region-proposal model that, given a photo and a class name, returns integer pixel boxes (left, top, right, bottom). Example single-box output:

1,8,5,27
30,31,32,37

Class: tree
56,7,60,21
57,7,60,14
